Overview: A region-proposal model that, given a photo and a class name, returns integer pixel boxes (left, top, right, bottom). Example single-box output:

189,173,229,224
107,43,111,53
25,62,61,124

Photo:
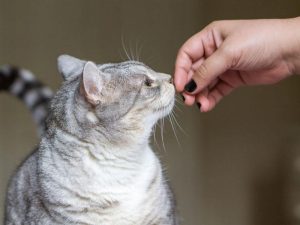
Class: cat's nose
169,77,173,84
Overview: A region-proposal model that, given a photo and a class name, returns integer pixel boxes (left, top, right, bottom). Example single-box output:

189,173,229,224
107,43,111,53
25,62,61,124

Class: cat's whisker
171,111,187,136
162,119,166,152
173,103,183,112
172,102,182,116
160,117,166,153
156,120,163,150
121,35,132,61
175,96,184,106
175,98,184,105
174,97,181,102
168,114,182,148
135,40,139,62
118,49,127,62
129,39,138,61
137,40,144,62
153,123,161,151
172,109,180,119
172,109,181,118
144,55,155,65
129,42,135,61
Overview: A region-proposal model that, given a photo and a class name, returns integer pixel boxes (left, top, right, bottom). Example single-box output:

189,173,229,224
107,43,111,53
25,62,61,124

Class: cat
3,55,178,225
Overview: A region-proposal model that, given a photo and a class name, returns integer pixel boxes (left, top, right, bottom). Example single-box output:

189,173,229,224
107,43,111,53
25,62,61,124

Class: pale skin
174,17,300,112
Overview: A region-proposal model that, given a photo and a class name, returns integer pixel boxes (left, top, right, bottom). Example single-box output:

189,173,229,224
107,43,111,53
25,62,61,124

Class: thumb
184,49,231,94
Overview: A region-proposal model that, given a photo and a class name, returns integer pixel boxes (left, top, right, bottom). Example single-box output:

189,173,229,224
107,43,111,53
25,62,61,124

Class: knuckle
220,45,235,58
176,48,185,60
207,20,227,31
195,64,209,81
219,45,240,67
209,20,221,28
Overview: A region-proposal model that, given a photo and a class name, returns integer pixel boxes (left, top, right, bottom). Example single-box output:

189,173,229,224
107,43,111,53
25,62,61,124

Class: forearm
284,17,300,75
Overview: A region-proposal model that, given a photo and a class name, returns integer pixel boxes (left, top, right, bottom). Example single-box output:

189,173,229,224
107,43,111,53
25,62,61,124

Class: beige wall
1,0,300,225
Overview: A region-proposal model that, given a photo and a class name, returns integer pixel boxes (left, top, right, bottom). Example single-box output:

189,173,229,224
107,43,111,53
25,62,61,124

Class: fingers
174,22,226,93
184,48,231,94
174,30,211,92
196,79,235,112
174,21,235,110
181,93,195,106
174,50,192,92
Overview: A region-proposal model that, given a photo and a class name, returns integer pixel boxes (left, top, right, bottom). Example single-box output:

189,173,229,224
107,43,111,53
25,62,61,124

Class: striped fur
0,66,53,136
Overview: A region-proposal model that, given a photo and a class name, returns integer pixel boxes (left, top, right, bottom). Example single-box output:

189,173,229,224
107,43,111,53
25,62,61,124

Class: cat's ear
82,61,103,105
57,54,85,81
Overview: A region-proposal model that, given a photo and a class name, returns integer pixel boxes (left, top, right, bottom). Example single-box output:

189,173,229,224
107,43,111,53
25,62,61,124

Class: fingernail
181,94,185,102
196,103,201,110
184,79,197,93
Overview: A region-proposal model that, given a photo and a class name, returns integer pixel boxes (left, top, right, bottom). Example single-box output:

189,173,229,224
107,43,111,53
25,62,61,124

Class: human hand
174,17,300,112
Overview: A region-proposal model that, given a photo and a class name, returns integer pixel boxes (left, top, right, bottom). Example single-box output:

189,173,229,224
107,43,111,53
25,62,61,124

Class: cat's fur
0,65,53,136
4,55,178,225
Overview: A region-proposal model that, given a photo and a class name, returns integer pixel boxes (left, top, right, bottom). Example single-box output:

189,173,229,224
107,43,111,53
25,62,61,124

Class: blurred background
1,0,300,224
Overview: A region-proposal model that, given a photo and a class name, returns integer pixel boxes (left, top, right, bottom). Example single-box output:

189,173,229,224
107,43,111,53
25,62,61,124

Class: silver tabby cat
4,55,178,225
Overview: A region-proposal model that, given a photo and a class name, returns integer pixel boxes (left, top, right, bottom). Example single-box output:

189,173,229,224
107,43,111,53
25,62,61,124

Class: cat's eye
144,78,154,87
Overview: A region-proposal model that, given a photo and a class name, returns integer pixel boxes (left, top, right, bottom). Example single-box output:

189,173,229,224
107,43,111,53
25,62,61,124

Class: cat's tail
0,65,53,137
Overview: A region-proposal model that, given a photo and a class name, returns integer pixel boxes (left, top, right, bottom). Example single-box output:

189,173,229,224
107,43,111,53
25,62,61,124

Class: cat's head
53,55,175,144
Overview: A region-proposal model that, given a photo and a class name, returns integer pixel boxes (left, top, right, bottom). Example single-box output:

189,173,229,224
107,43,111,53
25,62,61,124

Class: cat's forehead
98,61,153,77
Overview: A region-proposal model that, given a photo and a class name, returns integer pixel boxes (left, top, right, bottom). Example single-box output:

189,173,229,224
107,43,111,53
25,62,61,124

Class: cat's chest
41,144,166,224
70,155,159,207
51,153,164,224
65,188,167,225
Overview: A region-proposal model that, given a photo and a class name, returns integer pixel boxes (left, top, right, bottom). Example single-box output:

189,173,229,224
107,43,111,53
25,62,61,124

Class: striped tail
0,65,53,137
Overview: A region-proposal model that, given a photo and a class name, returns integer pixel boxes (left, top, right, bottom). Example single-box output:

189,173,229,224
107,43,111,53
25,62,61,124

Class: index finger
174,32,207,92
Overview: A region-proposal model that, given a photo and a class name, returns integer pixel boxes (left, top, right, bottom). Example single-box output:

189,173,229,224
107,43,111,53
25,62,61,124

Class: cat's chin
155,98,175,119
